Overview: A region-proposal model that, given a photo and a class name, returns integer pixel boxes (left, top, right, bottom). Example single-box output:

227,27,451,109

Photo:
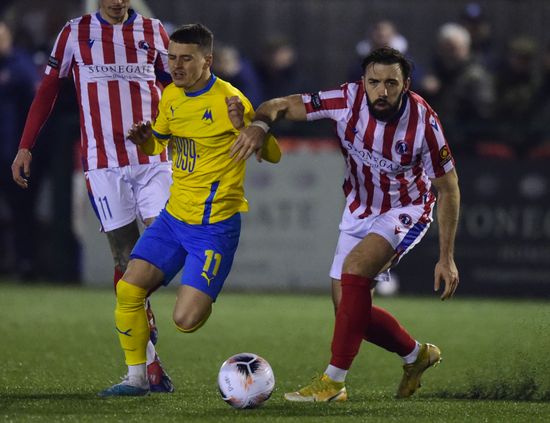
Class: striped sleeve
301,85,349,122
45,22,74,78
153,20,171,84
421,110,455,179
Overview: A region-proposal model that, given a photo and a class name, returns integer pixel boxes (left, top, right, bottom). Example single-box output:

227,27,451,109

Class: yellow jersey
140,75,276,225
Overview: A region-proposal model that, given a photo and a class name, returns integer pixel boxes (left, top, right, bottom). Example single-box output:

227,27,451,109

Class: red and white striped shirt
46,10,170,171
302,81,455,222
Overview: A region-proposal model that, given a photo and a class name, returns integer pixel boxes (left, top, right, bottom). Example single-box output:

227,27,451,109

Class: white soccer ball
217,352,275,409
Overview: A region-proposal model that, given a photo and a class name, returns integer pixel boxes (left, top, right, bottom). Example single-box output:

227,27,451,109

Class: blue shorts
130,209,241,301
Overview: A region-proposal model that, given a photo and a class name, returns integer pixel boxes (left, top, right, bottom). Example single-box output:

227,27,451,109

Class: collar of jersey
184,74,217,97
385,92,409,124
95,8,137,26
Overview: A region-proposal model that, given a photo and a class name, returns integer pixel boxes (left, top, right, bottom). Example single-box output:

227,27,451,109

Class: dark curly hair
361,47,412,80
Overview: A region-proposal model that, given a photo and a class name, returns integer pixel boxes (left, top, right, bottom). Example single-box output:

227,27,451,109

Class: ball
217,352,275,409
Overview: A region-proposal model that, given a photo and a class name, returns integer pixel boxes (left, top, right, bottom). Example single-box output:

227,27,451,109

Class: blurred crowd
1,1,549,282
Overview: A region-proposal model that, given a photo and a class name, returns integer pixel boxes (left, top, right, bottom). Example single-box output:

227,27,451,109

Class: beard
367,91,405,121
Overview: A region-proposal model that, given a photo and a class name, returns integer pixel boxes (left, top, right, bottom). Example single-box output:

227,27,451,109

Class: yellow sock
115,280,149,366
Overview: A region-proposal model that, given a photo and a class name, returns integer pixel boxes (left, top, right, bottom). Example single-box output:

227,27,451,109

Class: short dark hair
361,47,412,80
170,23,213,54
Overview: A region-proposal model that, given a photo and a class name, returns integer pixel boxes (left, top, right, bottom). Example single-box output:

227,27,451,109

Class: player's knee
116,279,148,309
342,254,366,276
173,309,210,333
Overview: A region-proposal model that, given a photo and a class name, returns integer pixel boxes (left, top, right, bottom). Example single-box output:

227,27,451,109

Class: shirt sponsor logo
83,63,156,81
344,140,404,172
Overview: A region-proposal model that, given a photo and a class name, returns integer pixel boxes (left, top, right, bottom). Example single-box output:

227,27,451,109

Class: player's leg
99,258,164,397
173,285,213,333
173,213,241,333
331,277,416,358
99,209,186,397
285,233,394,402
87,166,174,392
133,161,172,349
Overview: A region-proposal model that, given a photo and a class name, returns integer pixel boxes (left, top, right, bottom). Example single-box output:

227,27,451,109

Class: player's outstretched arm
431,168,460,300
11,149,32,189
127,121,153,145
230,94,306,162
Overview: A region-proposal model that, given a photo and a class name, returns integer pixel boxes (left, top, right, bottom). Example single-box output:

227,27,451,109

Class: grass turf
1,283,550,422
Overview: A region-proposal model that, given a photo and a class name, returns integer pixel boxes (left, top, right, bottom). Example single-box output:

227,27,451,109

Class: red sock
365,306,416,356
113,267,124,292
330,273,373,370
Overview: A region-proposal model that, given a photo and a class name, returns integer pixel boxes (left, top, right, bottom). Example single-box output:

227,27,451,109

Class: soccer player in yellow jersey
99,23,280,397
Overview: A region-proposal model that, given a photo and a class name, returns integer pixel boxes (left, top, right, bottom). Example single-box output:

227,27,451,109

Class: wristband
249,120,270,133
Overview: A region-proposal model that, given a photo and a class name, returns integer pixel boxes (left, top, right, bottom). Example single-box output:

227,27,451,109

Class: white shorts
329,203,434,282
84,162,172,232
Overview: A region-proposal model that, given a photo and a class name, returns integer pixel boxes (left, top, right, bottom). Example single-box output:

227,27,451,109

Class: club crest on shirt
399,213,413,227
439,145,452,166
138,40,150,50
395,140,409,155
202,108,214,123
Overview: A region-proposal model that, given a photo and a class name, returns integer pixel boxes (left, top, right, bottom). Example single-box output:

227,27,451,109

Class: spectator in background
212,42,263,107
256,36,304,101
489,36,538,158
0,20,40,280
459,2,496,70
256,36,311,135
419,23,494,155
349,20,408,81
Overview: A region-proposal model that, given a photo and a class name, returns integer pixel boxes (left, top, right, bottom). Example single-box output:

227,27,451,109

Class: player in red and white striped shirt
233,47,460,401
11,0,174,393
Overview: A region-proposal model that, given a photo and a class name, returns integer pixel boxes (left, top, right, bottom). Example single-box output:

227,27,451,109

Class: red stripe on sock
364,306,416,356
113,267,124,292
330,273,373,370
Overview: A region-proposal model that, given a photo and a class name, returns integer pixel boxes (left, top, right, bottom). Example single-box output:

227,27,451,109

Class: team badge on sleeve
47,56,60,69
439,145,452,166
310,92,322,110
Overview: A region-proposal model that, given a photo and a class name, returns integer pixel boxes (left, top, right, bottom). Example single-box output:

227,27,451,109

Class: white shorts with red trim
84,162,172,232
329,203,434,282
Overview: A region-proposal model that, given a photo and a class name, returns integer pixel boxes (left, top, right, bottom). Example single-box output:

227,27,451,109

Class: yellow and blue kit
130,74,279,299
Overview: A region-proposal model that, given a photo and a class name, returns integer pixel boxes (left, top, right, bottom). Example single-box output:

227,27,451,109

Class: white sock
324,364,348,383
127,364,147,385
146,341,156,365
402,341,421,364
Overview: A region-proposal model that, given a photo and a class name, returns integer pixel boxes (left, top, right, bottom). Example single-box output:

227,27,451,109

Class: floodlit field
1,283,550,422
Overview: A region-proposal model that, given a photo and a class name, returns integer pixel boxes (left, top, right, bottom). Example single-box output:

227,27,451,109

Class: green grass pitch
1,283,550,422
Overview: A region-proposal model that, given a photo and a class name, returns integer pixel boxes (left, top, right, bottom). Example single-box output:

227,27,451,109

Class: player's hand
434,258,459,300
230,125,266,162
127,121,153,145
226,96,245,130
11,148,32,189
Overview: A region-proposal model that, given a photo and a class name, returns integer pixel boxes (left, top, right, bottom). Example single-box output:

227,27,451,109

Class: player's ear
403,77,411,92
204,54,213,69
